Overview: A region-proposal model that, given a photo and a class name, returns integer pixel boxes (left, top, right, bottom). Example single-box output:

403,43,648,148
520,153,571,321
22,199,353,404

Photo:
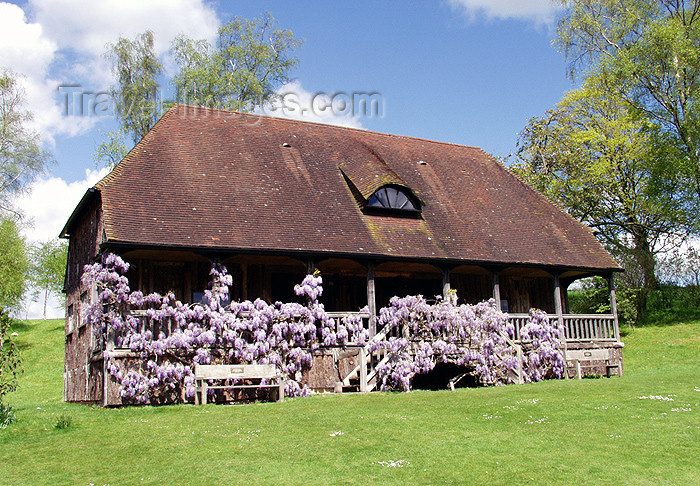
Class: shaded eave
102,239,623,276
59,187,99,239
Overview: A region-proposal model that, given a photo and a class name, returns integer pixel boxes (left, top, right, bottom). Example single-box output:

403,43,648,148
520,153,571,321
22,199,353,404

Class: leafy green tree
93,129,128,168
555,0,700,208
0,310,21,407
171,12,302,111
29,239,68,320
105,31,163,144
513,75,688,319
0,69,52,214
0,218,29,314
96,16,301,168
96,31,162,168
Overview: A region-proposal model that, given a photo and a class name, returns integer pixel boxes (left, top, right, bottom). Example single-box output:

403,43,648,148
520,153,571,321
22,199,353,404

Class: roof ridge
170,103,487,153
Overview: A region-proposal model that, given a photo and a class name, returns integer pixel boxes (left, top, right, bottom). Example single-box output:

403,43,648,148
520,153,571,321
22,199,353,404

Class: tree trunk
630,225,658,324
631,226,658,291
43,286,48,320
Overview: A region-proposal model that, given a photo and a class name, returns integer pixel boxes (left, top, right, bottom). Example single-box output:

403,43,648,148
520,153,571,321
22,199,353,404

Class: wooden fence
508,313,620,343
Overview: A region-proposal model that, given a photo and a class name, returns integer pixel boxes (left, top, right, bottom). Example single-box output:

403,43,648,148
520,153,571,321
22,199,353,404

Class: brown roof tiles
72,104,620,271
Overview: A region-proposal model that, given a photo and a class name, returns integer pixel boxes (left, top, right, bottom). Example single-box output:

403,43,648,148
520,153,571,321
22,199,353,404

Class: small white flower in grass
329,430,344,437
671,407,692,412
521,416,550,424
482,414,500,420
607,434,621,438
638,395,674,401
10,332,18,337
694,387,700,392
375,460,410,468
516,398,539,405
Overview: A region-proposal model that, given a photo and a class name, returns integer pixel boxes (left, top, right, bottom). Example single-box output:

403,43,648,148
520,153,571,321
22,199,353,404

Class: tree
0,217,29,315
171,13,302,111
555,0,700,210
0,310,21,406
0,69,52,214
513,74,688,318
29,239,68,320
93,129,128,169
96,16,302,168
105,31,163,145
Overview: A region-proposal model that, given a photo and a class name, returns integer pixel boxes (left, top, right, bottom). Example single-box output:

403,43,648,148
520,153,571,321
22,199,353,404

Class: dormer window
366,185,420,212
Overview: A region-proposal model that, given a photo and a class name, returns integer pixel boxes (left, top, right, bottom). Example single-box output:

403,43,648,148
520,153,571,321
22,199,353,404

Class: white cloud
448,0,563,24
0,1,220,144
15,167,109,244
29,0,219,59
14,166,109,319
260,80,369,129
0,3,56,81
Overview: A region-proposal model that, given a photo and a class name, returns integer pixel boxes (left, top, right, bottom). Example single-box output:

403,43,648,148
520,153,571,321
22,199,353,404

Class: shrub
0,311,21,402
0,402,16,428
54,414,73,430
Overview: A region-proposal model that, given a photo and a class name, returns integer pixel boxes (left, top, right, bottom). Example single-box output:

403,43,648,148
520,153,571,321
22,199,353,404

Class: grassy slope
0,318,698,486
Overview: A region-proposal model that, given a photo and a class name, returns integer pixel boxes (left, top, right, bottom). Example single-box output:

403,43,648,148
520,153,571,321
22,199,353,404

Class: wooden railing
508,313,620,343
109,309,372,350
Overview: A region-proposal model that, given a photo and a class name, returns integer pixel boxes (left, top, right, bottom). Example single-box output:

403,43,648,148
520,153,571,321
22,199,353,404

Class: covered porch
115,247,621,345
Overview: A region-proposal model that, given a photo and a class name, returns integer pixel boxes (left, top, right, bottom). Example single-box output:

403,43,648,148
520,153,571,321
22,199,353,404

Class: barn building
61,105,623,404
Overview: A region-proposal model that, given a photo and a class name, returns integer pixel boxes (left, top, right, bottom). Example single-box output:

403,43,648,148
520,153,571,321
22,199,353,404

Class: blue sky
1,0,572,316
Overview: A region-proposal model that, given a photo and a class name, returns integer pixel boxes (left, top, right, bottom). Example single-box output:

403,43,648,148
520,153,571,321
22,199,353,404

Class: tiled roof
81,104,619,271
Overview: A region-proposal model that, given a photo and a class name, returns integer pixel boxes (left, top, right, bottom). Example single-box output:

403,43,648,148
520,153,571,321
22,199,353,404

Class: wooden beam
553,273,569,378
492,270,501,309
241,263,248,301
608,273,620,341
553,273,564,327
442,267,451,300
359,347,368,393
367,263,377,337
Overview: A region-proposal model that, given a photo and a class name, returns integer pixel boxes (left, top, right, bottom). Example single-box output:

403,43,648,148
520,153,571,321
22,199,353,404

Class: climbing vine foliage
82,254,564,405
370,293,565,391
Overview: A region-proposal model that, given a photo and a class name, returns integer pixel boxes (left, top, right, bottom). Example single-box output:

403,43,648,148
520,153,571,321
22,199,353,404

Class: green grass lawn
1,318,698,485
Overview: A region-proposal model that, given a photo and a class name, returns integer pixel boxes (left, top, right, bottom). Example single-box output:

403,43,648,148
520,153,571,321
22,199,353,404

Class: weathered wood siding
64,194,104,403
501,276,555,314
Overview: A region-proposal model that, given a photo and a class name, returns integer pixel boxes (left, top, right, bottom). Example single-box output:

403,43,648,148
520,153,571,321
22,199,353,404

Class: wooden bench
194,364,285,405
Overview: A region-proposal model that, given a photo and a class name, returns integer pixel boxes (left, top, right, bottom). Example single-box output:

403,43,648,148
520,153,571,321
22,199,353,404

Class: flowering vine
82,254,564,404
519,309,565,382
82,254,368,404
369,291,565,391
370,292,519,391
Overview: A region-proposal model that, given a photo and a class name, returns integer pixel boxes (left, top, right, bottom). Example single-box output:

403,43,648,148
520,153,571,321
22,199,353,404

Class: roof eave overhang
100,240,623,275
59,187,98,239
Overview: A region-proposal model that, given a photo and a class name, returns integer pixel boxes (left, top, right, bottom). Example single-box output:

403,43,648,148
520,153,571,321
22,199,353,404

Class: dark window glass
367,186,417,211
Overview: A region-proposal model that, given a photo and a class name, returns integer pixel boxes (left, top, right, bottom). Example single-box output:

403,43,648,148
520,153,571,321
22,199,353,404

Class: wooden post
359,346,368,393
516,345,524,385
442,267,451,300
553,273,565,328
554,273,569,379
367,263,377,337
492,270,501,309
306,260,315,276
241,263,248,301
608,273,620,342
102,356,110,407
